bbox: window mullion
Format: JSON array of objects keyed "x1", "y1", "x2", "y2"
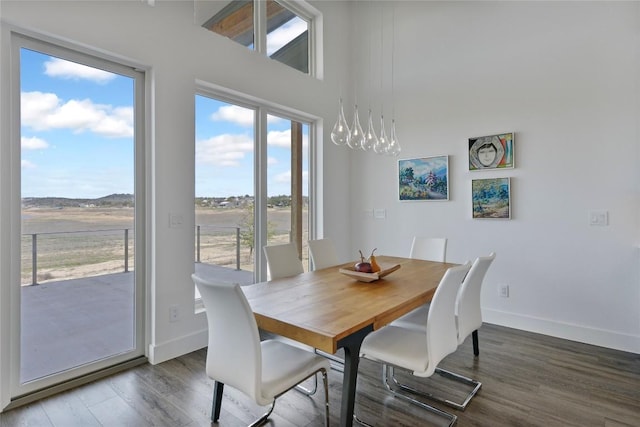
[
  {"x1": 254, "y1": 107, "x2": 268, "y2": 281},
  {"x1": 254, "y1": 0, "x2": 267, "y2": 54}
]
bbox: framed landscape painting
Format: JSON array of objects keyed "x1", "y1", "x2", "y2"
[
  {"x1": 472, "y1": 177, "x2": 511, "y2": 219},
  {"x1": 468, "y1": 132, "x2": 514, "y2": 170},
  {"x1": 398, "y1": 156, "x2": 449, "y2": 201}
]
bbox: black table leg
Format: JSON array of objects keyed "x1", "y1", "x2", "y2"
[
  {"x1": 338, "y1": 325, "x2": 374, "y2": 427},
  {"x1": 211, "y1": 381, "x2": 224, "y2": 422}
]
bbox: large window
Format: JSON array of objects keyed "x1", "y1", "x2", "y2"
[
  {"x1": 198, "y1": 0, "x2": 317, "y2": 75},
  {"x1": 195, "y1": 91, "x2": 311, "y2": 284}
]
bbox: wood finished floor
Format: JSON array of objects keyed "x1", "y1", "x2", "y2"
[{"x1": 1, "y1": 324, "x2": 638, "y2": 427}]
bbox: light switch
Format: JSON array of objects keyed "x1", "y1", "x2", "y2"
[
  {"x1": 589, "y1": 210, "x2": 608, "y2": 226},
  {"x1": 374, "y1": 208, "x2": 386, "y2": 219},
  {"x1": 169, "y1": 213, "x2": 184, "y2": 228}
]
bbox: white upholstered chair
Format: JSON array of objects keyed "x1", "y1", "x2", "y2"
[
  {"x1": 263, "y1": 242, "x2": 304, "y2": 280},
  {"x1": 308, "y1": 238, "x2": 339, "y2": 270},
  {"x1": 356, "y1": 262, "x2": 471, "y2": 427},
  {"x1": 410, "y1": 236, "x2": 448, "y2": 262},
  {"x1": 394, "y1": 252, "x2": 496, "y2": 355},
  {"x1": 455, "y1": 252, "x2": 496, "y2": 355},
  {"x1": 390, "y1": 252, "x2": 496, "y2": 410},
  {"x1": 263, "y1": 242, "x2": 326, "y2": 392},
  {"x1": 192, "y1": 274, "x2": 330, "y2": 426},
  {"x1": 307, "y1": 238, "x2": 346, "y2": 372},
  {"x1": 389, "y1": 236, "x2": 447, "y2": 331}
]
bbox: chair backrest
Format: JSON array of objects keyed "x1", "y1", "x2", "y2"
[
  {"x1": 422, "y1": 262, "x2": 471, "y2": 377},
  {"x1": 410, "y1": 237, "x2": 448, "y2": 262},
  {"x1": 308, "y1": 238, "x2": 339, "y2": 270},
  {"x1": 263, "y1": 242, "x2": 304, "y2": 280},
  {"x1": 455, "y1": 252, "x2": 496, "y2": 344},
  {"x1": 192, "y1": 274, "x2": 262, "y2": 401}
]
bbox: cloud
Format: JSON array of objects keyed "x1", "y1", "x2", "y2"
[
  {"x1": 44, "y1": 58, "x2": 116, "y2": 84},
  {"x1": 267, "y1": 129, "x2": 309, "y2": 149},
  {"x1": 211, "y1": 105, "x2": 254, "y2": 127},
  {"x1": 21, "y1": 91, "x2": 133, "y2": 138},
  {"x1": 21, "y1": 136, "x2": 49, "y2": 150},
  {"x1": 196, "y1": 133, "x2": 253, "y2": 167},
  {"x1": 21, "y1": 159, "x2": 36, "y2": 169},
  {"x1": 268, "y1": 129, "x2": 291, "y2": 148},
  {"x1": 211, "y1": 105, "x2": 286, "y2": 127},
  {"x1": 267, "y1": 18, "x2": 307, "y2": 56}
]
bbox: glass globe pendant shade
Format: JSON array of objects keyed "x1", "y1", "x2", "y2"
[
  {"x1": 373, "y1": 116, "x2": 388, "y2": 154},
  {"x1": 362, "y1": 109, "x2": 378, "y2": 151},
  {"x1": 330, "y1": 99, "x2": 350, "y2": 146},
  {"x1": 347, "y1": 105, "x2": 365, "y2": 150},
  {"x1": 386, "y1": 119, "x2": 401, "y2": 157}
]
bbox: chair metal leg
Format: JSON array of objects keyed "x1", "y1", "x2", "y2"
[
  {"x1": 215, "y1": 367, "x2": 329, "y2": 426},
  {"x1": 383, "y1": 365, "x2": 457, "y2": 426},
  {"x1": 316, "y1": 348, "x2": 345, "y2": 373},
  {"x1": 472, "y1": 330, "x2": 479, "y2": 356},
  {"x1": 295, "y1": 373, "x2": 318, "y2": 396},
  {"x1": 385, "y1": 362, "x2": 481, "y2": 411},
  {"x1": 433, "y1": 367, "x2": 482, "y2": 410},
  {"x1": 321, "y1": 369, "x2": 330, "y2": 427},
  {"x1": 248, "y1": 401, "x2": 276, "y2": 427}
]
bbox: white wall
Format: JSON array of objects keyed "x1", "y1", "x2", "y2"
[
  {"x1": 0, "y1": 0, "x2": 352, "y2": 390},
  {"x1": 347, "y1": 1, "x2": 640, "y2": 353},
  {"x1": 1, "y1": 0, "x2": 638, "y2": 409}
]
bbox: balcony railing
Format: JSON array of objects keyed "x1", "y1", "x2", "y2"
[{"x1": 22, "y1": 225, "x2": 243, "y2": 285}]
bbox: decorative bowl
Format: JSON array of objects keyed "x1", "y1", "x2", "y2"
[{"x1": 339, "y1": 263, "x2": 401, "y2": 283}]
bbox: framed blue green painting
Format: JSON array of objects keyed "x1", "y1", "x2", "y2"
[
  {"x1": 398, "y1": 156, "x2": 449, "y2": 201},
  {"x1": 472, "y1": 177, "x2": 511, "y2": 219}
]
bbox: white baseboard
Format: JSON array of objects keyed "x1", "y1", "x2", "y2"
[
  {"x1": 147, "y1": 310, "x2": 640, "y2": 365},
  {"x1": 148, "y1": 328, "x2": 208, "y2": 365},
  {"x1": 483, "y1": 308, "x2": 640, "y2": 355}
]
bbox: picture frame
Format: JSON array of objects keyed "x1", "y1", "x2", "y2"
[
  {"x1": 398, "y1": 155, "x2": 449, "y2": 201},
  {"x1": 468, "y1": 132, "x2": 514, "y2": 170},
  {"x1": 472, "y1": 177, "x2": 511, "y2": 219}
]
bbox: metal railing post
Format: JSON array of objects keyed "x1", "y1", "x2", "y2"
[
  {"x1": 236, "y1": 227, "x2": 240, "y2": 270},
  {"x1": 32, "y1": 233, "x2": 38, "y2": 285},
  {"x1": 124, "y1": 228, "x2": 129, "y2": 273},
  {"x1": 196, "y1": 225, "x2": 201, "y2": 263}
]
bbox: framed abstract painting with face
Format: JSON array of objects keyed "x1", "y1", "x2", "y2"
[{"x1": 468, "y1": 132, "x2": 514, "y2": 170}]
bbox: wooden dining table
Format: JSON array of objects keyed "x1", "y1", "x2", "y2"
[{"x1": 227, "y1": 255, "x2": 455, "y2": 427}]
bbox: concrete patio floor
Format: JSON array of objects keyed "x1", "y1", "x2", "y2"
[{"x1": 20, "y1": 263, "x2": 254, "y2": 383}]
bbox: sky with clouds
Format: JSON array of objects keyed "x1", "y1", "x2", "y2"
[{"x1": 20, "y1": 27, "x2": 308, "y2": 199}]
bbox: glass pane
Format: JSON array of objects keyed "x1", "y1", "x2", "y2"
[
  {"x1": 20, "y1": 48, "x2": 136, "y2": 382},
  {"x1": 195, "y1": 95, "x2": 255, "y2": 292},
  {"x1": 202, "y1": 0, "x2": 255, "y2": 50},
  {"x1": 267, "y1": 0, "x2": 309, "y2": 73},
  {"x1": 266, "y1": 114, "x2": 309, "y2": 270}
]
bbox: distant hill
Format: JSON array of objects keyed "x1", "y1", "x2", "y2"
[{"x1": 22, "y1": 194, "x2": 134, "y2": 208}]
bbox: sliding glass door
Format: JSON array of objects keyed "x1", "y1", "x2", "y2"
[{"x1": 11, "y1": 35, "x2": 146, "y2": 399}]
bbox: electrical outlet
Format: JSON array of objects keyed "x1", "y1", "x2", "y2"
[
  {"x1": 169, "y1": 304, "x2": 180, "y2": 322},
  {"x1": 499, "y1": 284, "x2": 509, "y2": 298}
]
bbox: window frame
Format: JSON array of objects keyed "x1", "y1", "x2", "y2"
[{"x1": 194, "y1": 81, "x2": 318, "y2": 286}]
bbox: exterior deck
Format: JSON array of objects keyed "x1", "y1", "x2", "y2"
[{"x1": 20, "y1": 263, "x2": 253, "y2": 382}]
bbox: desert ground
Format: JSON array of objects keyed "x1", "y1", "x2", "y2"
[{"x1": 21, "y1": 206, "x2": 305, "y2": 285}]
